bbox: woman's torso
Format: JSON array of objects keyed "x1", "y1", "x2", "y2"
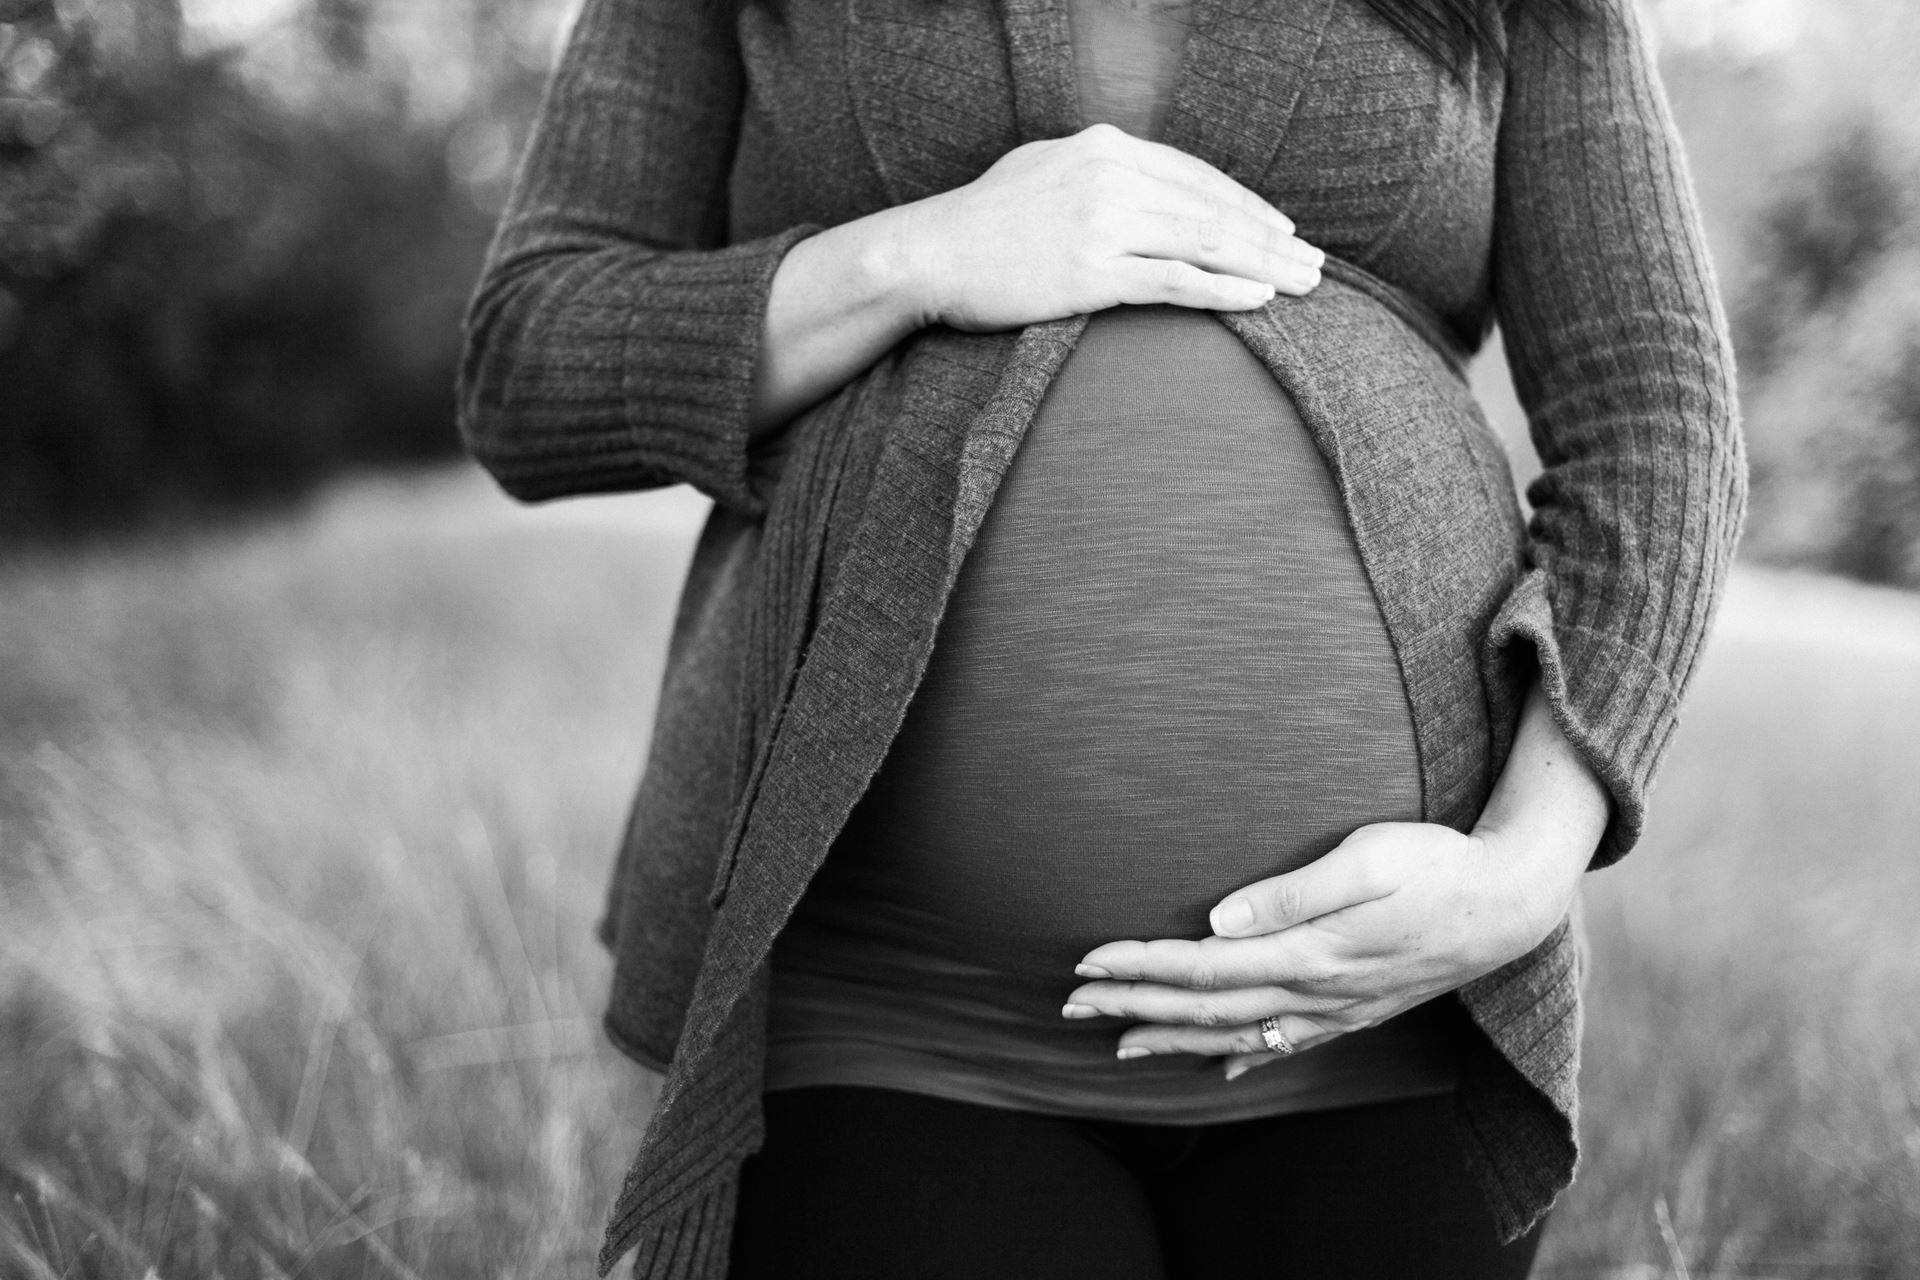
[{"x1": 767, "y1": 0, "x2": 1472, "y2": 1121}]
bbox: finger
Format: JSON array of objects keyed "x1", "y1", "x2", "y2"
[
  {"x1": 1115, "y1": 1013, "x2": 1335, "y2": 1062},
  {"x1": 1106, "y1": 256, "x2": 1277, "y2": 311},
  {"x1": 1062, "y1": 980, "x2": 1330, "y2": 1027},
  {"x1": 1222, "y1": 1050, "x2": 1282, "y2": 1082},
  {"x1": 1098, "y1": 128, "x2": 1297, "y2": 235},
  {"x1": 1117, "y1": 206, "x2": 1324, "y2": 294},
  {"x1": 1077, "y1": 933, "x2": 1329, "y2": 991},
  {"x1": 1124, "y1": 192, "x2": 1322, "y2": 267},
  {"x1": 1208, "y1": 847, "x2": 1399, "y2": 940},
  {"x1": 1222, "y1": 1051, "x2": 1269, "y2": 1081},
  {"x1": 1066, "y1": 140, "x2": 1309, "y2": 291}
]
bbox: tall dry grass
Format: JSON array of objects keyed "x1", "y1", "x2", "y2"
[
  {"x1": 2, "y1": 469, "x2": 1917, "y2": 1278},
  {"x1": 0, "y1": 471, "x2": 693, "y2": 1278},
  {"x1": 1551, "y1": 572, "x2": 1920, "y2": 1277}
]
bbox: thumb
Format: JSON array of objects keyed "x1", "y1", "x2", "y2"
[{"x1": 1209, "y1": 832, "x2": 1399, "y2": 938}]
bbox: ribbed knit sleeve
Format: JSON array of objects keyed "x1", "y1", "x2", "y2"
[
  {"x1": 1485, "y1": 0, "x2": 1746, "y2": 867},
  {"x1": 457, "y1": 0, "x2": 821, "y2": 514}
]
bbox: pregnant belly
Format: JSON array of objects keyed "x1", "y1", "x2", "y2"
[{"x1": 780, "y1": 304, "x2": 1423, "y2": 1005}]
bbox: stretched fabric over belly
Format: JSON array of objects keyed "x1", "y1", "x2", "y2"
[{"x1": 765, "y1": 0, "x2": 1473, "y2": 1121}]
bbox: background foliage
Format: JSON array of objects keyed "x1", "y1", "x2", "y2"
[
  {"x1": 1656, "y1": 0, "x2": 1920, "y2": 587},
  {"x1": 0, "y1": 0, "x2": 547, "y2": 538}
]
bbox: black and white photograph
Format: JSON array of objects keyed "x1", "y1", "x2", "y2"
[{"x1": 1, "y1": 0, "x2": 1916, "y2": 1275}]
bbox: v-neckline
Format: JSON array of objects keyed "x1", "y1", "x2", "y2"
[
  {"x1": 1001, "y1": 0, "x2": 1202, "y2": 142},
  {"x1": 1059, "y1": 0, "x2": 1198, "y2": 142},
  {"x1": 998, "y1": 0, "x2": 1338, "y2": 188}
]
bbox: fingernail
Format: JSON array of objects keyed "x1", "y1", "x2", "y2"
[
  {"x1": 1303, "y1": 244, "x2": 1327, "y2": 269},
  {"x1": 1074, "y1": 964, "x2": 1111, "y2": 980},
  {"x1": 1212, "y1": 898, "x2": 1254, "y2": 935},
  {"x1": 1116, "y1": 1046, "x2": 1151, "y2": 1060},
  {"x1": 1061, "y1": 1003, "x2": 1099, "y2": 1019},
  {"x1": 1224, "y1": 1063, "x2": 1250, "y2": 1082}
]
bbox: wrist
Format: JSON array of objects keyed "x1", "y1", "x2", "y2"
[
  {"x1": 1466, "y1": 818, "x2": 1589, "y2": 955},
  {"x1": 1471, "y1": 680, "x2": 1611, "y2": 929},
  {"x1": 854, "y1": 200, "x2": 943, "y2": 335}
]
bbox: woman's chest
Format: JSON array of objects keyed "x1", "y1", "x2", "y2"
[{"x1": 729, "y1": 0, "x2": 1505, "y2": 320}]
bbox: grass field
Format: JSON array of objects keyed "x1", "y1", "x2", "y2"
[{"x1": 2, "y1": 466, "x2": 1917, "y2": 1279}]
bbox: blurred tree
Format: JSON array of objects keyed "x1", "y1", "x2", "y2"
[
  {"x1": 1834, "y1": 328, "x2": 1920, "y2": 586},
  {"x1": 0, "y1": 0, "x2": 543, "y2": 541},
  {"x1": 311, "y1": 0, "x2": 374, "y2": 68},
  {"x1": 1735, "y1": 125, "x2": 1908, "y2": 381},
  {"x1": 1730, "y1": 119, "x2": 1920, "y2": 589}
]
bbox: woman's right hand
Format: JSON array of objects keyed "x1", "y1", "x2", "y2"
[
  {"x1": 750, "y1": 124, "x2": 1321, "y2": 438},
  {"x1": 899, "y1": 122, "x2": 1324, "y2": 333}
]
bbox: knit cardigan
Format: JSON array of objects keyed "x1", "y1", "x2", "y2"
[{"x1": 457, "y1": 0, "x2": 1746, "y2": 1271}]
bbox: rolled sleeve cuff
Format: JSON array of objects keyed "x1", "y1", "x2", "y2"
[
  {"x1": 470, "y1": 223, "x2": 824, "y2": 513},
  {"x1": 1481, "y1": 568, "x2": 1682, "y2": 868}
]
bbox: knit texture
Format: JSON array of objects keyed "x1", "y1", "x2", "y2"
[{"x1": 457, "y1": 0, "x2": 1746, "y2": 1272}]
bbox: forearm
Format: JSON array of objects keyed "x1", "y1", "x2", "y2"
[
  {"x1": 748, "y1": 205, "x2": 927, "y2": 441},
  {"x1": 1490, "y1": 0, "x2": 1743, "y2": 864},
  {"x1": 457, "y1": 0, "x2": 812, "y2": 509},
  {"x1": 1470, "y1": 676, "x2": 1612, "y2": 941}
]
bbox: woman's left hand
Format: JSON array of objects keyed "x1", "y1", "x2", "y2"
[{"x1": 1061, "y1": 818, "x2": 1582, "y2": 1079}]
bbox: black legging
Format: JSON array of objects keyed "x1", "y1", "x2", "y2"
[{"x1": 730, "y1": 1086, "x2": 1544, "y2": 1280}]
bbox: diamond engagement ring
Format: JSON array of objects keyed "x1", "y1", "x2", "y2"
[{"x1": 1260, "y1": 1015, "x2": 1295, "y2": 1056}]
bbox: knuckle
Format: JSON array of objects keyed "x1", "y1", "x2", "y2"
[
  {"x1": 1142, "y1": 940, "x2": 1182, "y2": 973},
  {"x1": 1292, "y1": 955, "x2": 1335, "y2": 989},
  {"x1": 1349, "y1": 844, "x2": 1394, "y2": 898},
  {"x1": 1185, "y1": 957, "x2": 1220, "y2": 991},
  {"x1": 1196, "y1": 193, "x2": 1224, "y2": 241},
  {"x1": 1079, "y1": 153, "x2": 1117, "y2": 181},
  {"x1": 1078, "y1": 200, "x2": 1118, "y2": 239},
  {"x1": 1159, "y1": 259, "x2": 1195, "y2": 292},
  {"x1": 1270, "y1": 880, "x2": 1306, "y2": 924},
  {"x1": 1190, "y1": 1002, "x2": 1231, "y2": 1028},
  {"x1": 1366, "y1": 854, "x2": 1404, "y2": 899},
  {"x1": 1080, "y1": 158, "x2": 1130, "y2": 204},
  {"x1": 1001, "y1": 138, "x2": 1042, "y2": 167}
]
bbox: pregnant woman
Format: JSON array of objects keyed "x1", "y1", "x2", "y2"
[{"x1": 459, "y1": 0, "x2": 1744, "y2": 1273}]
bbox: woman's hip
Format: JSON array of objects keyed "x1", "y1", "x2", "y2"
[{"x1": 731, "y1": 1084, "x2": 1545, "y2": 1280}]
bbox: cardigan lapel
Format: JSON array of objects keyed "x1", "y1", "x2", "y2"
[
  {"x1": 1002, "y1": 0, "x2": 1345, "y2": 197},
  {"x1": 673, "y1": 317, "x2": 1087, "y2": 1070},
  {"x1": 1160, "y1": 0, "x2": 1337, "y2": 190},
  {"x1": 843, "y1": 0, "x2": 1024, "y2": 205},
  {"x1": 844, "y1": 0, "x2": 1337, "y2": 197},
  {"x1": 998, "y1": 0, "x2": 1340, "y2": 167},
  {"x1": 998, "y1": 0, "x2": 1079, "y2": 141}
]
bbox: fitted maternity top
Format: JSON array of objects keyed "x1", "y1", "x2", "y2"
[{"x1": 765, "y1": 0, "x2": 1473, "y2": 1121}]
